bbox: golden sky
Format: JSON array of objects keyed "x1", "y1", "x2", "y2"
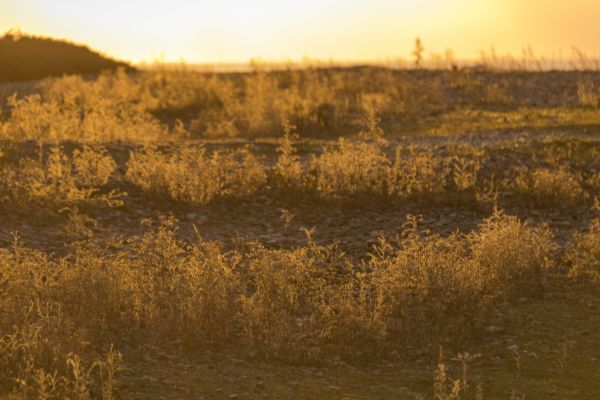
[{"x1": 1, "y1": 0, "x2": 599, "y2": 63}]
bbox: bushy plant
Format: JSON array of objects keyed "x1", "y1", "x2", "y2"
[
  {"x1": 72, "y1": 146, "x2": 118, "y2": 187},
  {"x1": 0, "y1": 241, "x2": 121, "y2": 399},
  {"x1": 387, "y1": 146, "x2": 449, "y2": 197},
  {"x1": 305, "y1": 141, "x2": 479, "y2": 203},
  {"x1": 513, "y1": 166, "x2": 585, "y2": 208},
  {"x1": 272, "y1": 130, "x2": 304, "y2": 192},
  {"x1": 3, "y1": 72, "x2": 171, "y2": 142},
  {"x1": 126, "y1": 146, "x2": 267, "y2": 204},
  {"x1": 468, "y1": 211, "x2": 556, "y2": 296},
  {"x1": 564, "y1": 218, "x2": 600, "y2": 282},
  {"x1": 364, "y1": 211, "x2": 555, "y2": 350},
  {"x1": 0, "y1": 211, "x2": 560, "y2": 369},
  {"x1": 577, "y1": 77, "x2": 599, "y2": 108},
  {"x1": 308, "y1": 139, "x2": 391, "y2": 198},
  {"x1": 0, "y1": 146, "x2": 121, "y2": 211}
]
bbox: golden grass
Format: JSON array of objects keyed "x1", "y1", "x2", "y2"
[
  {"x1": 1, "y1": 68, "x2": 598, "y2": 141},
  {"x1": 0, "y1": 146, "x2": 122, "y2": 213},
  {"x1": 0, "y1": 211, "x2": 559, "y2": 379},
  {"x1": 1, "y1": 66, "x2": 600, "y2": 398}
]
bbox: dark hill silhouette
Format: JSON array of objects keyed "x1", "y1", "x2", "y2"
[{"x1": 0, "y1": 31, "x2": 135, "y2": 82}]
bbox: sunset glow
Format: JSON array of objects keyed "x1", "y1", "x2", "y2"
[{"x1": 1, "y1": 0, "x2": 600, "y2": 63}]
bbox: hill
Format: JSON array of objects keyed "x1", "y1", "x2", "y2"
[{"x1": 0, "y1": 31, "x2": 134, "y2": 82}]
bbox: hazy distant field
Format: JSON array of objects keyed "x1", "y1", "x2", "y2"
[{"x1": 1, "y1": 65, "x2": 600, "y2": 399}]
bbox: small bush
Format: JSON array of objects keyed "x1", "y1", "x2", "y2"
[
  {"x1": 564, "y1": 218, "x2": 600, "y2": 282},
  {"x1": 126, "y1": 146, "x2": 267, "y2": 204},
  {"x1": 3, "y1": 72, "x2": 171, "y2": 142},
  {"x1": 72, "y1": 146, "x2": 118, "y2": 187},
  {"x1": 577, "y1": 77, "x2": 599, "y2": 108},
  {"x1": 387, "y1": 147, "x2": 449, "y2": 197},
  {"x1": 513, "y1": 166, "x2": 585, "y2": 208},
  {"x1": 366, "y1": 219, "x2": 482, "y2": 348},
  {"x1": 0, "y1": 242, "x2": 121, "y2": 399},
  {"x1": 0, "y1": 146, "x2": 121, "y2": 211},
  {"x1": 468, "y1": 211, "x2": 556, "y2": 295},
  {"x1": 364, "y1": 212, "x2": 555, "y2": 350},
  {"x1": 272, "y1": 132, "x2": 304, "y2": 192},
  {"x1": 305, "y1": 140, "x2": 479, "y2": 203},
  {"x1": 308, "y1": 140, "x2": 391, "y2": 198}
]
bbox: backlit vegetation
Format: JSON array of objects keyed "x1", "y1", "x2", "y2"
[
  {"x1": 565, "y1": 217, "x2": 600, "y2": 282},
  {"x1": 0, "y1": 212, "x2": 558, "y2": 378},
  {"x1": 126, "y1": 146, "x2": 267, "y2": 204},
  {"x1": 1, "y1": 66, "x2": 599, "y2": 141},
  {"x1": 1, "y1": 53, "x2": 600, "y2": 399},
  {"x1": 0, "y1": 146, "x2": 122, "y2": 213}
]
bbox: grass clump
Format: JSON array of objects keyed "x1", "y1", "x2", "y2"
[
  {"x1": 0, "y1": 146, "x2": 122, "y2": 212},
  {"x1": 126, "y1": 146, "x2": 267, "y2": 204},
  {"x1": 125, "y1": 139, "x2": 488, "y2": 207},
  {"x1": 272, "y1": 129, "x2": 304, "y2": 192},
  {"x1": 513, "y1": 166, "x2": 585, "y2": 208},
  {"x1": 564, "y1": 218, "x2": 600, "y2": 282},
  {"x1": 0, "y1": 211, "x2": 558, "y2": 371},
  {"x1": 3, "y1": 72, "x2": 171, "y2": 142},
  {"x1": 0, "y1": 241, "x2": 122, "y2": 399},
  {"x1": 307, "y1": 139, "x2": 392, "y2": 198},
  {"x1": 364, "y1": 211, "x2": 555, "y2": 352},
  {"x1": 577, "y1": 77, "x2": 599, "y2": 108},
  {"x1": 468, "y1": 211, "x2": 556, "y2": 296},
  {"x1": 304, "y1": 140, "x2": 481, "y2": 204}
]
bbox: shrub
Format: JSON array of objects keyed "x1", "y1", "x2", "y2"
[
  {"x1": 0, "y1": 146, "x2": 121, "y2": 211},
  {"x1": 240, "y1": 239, "x2": 356, "y2": 361},
  {"x1": 564, "y1": 218, "x2": 600, "y2": 282},
  {"x1": 0, "y1": 241, "x2": 121, "y2": 399},
  {"x1": 72, "y1": 146, "x2": 118, "y2": 187},
  {"x1": 468, "y1": 211, "x2": 556, "y2": 296},
  {"x1": 577, "y1": 77, "x2": 599, "y2": 108},
  {"x1": 272, "y1": 131, "x2": 304, "y2": 192},
  {"x1": 305, "y1": 141, "x2": 479, "y2": 203},
  {"x1": 364, "y1": 212, "x2": 556, "y2": 350},
  {"x1": 513, "y1": 166, "x2": 585, "y2": 208},
  {"x1": 0, "y1": 211, "x2": 559, "y2": 368},
  {"x1": 387, "y1": 146, "x2": 449, "y2": 197},
  {"x1": 366, "y1": 219, "x2": 482, "y2": 349},
  {"x1": 127, "y1": 217, "x2": 243, "y2": 344},
  {"x1": 308, "y1": 139, "x2": 391, "y2": 198},
  {"x1": 3, "y1": 72, "x2": 171, "y2": 142},
  {"x1": 126, "y1": 146, "x2": 267, "y2": 204}
]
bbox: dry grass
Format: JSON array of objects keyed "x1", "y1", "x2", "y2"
[
  {"x1": 2, "y1": 138, "x2": 597, "y2": 214},
  {"x1": 0, "y1": 146, "x2": 122, "y2": 213},
  {"x1": 577, "y1": 77, "x2": 599, "y2": 108},
  {"x1": 2, "y1": 72, "x2": 172, "y2": 142},
  {"x1": 0, "y1": 211, "x2": 559, "y2": 380},
  {"x1": 82, "y1": 137, "x2": 600, "y2": 212},
  {"x1": 125, "y1": 146, "x2": 267, "y2": 204},
  {"x1": 565, "y1": 217, "x2": 600, "y2": 282},
  {"x1": 1, "y1": 65, "x2": 600, "y2": 398},
  {"x1": 0, "y1": 239, "x2": 122, "y2": 399},
  {"x1": 2, "y1": 67, "x2": 598, "y2": 141},
  {"x1": 123, "y1": 140, "x2": 486, "y2": 205},
  {"x1": 512, "y1": 166, "x2": 585, "y2": 209}
]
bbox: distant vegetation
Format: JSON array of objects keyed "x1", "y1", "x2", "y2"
[
  {"x1": 0, "y1": 31, "x2": 133, "y2": 82},
  {"x1": 0, "y1": 65, "x2": 599, "y2": 142}
]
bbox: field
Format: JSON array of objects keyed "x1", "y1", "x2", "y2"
[{"x1": 1, "y1": 65, "x2": 600, "y2": 399}]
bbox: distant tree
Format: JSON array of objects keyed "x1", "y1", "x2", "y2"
[{"x1": 412, "y1": 37, "x2": 425, "y2": 69}]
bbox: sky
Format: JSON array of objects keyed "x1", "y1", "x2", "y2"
[{"x1": 1, "y1": 0, "x2": 600, "y2": 64}]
